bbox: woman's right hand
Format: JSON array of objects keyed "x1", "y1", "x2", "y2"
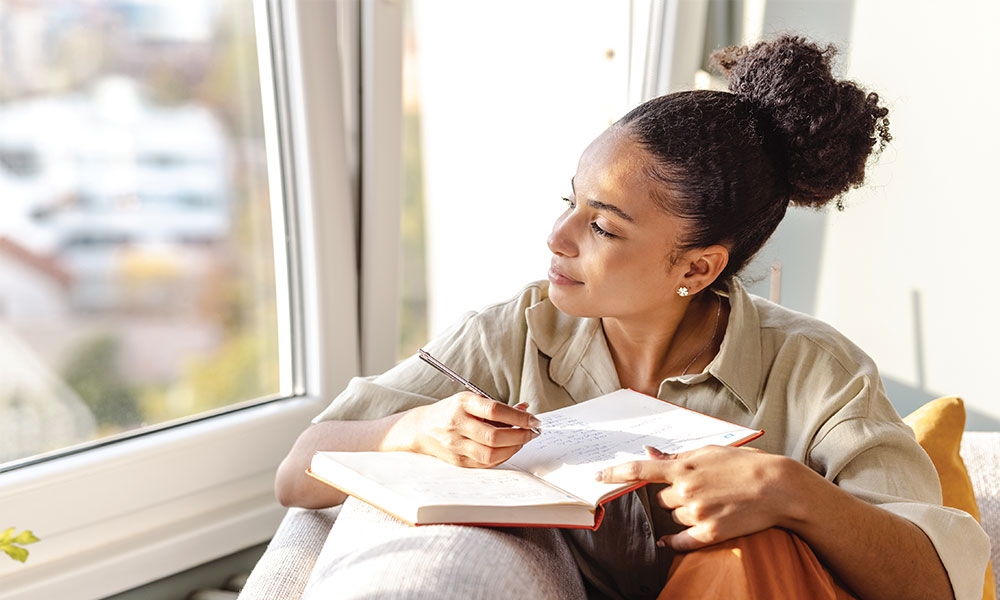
[
  {"x1": 276, "y1": 394, "x2": 539, "y2": 508},
  {"x1": 387, "y1": 393, "x2": 541, "y2": 468}
]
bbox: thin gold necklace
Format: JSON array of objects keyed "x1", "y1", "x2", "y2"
[{"x1": 680, "y1": 293, "x2": 722, "y2": 376}]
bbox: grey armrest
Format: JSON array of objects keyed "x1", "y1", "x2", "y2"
[
  {"x1": 238, "y1": 506, "x2": 340, "y2": 600},
  {"x1": 961, "y1": 431, "x2": 1000, "y2": 597}
]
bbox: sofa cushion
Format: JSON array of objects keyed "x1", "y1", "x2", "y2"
[{"x1": 903, "y1": 396, "x2": 995, "y2": 600}]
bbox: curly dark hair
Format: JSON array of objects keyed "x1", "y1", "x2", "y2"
[{"x1": 615, "y1": 34, "x2": 891, "y2": 285}]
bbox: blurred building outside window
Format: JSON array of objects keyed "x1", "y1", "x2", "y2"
[{"x1": 0, "y1": 0, "x2": 280, "y2": 468}]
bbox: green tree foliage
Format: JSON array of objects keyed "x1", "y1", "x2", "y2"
[
  {"x1": 62, "y1": 335, "x2": 142, "y2": 432},
  {"x1": 182, "y1": 328, "x2": 278, "y2": 410}
]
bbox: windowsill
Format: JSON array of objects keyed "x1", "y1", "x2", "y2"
[{"x1": 0, "y1": 395, "x2": 324, "y2": 600}]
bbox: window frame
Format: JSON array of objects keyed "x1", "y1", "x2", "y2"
[
  {"x1": 0, "y1": 397, "x2": 325, "y2": 599},
  {"x1": 0, "y1": 0, "x2": 402, "y2": 596}
]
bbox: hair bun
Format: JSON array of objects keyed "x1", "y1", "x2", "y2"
[{"x1": 711, "y1": 35, "x2": 890, "y2": 208}]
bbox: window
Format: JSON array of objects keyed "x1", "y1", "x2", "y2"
[
  {"x1": 0, "y1": 1, "x2": 370, "y2": 596},
  {"x1": 0, "y1": 0, "x2": 283, "y2": 470}
]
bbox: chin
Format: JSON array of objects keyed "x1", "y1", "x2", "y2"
[{"x1": 548, "y1": 287, "x2": 600, "y2": 319}]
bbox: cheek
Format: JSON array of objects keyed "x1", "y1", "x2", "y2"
[
  {"x1": 612, "y1": 252, "x2": 676, "y2": 296},
  {"x1": 604, "y1": 249, "x2": 664, "y2": 281}
]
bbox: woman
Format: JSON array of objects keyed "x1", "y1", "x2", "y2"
[{"x1": 275, "y1": 35, "x2": 988, "y2": 599}]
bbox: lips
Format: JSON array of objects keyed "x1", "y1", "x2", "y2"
[{"x1": 548, "y1": 262, "x2": 582, "y2": 285}]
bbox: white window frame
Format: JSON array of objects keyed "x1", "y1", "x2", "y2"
[{"x1": 0, "y1": 1, "x2": 402, "y2": 597}]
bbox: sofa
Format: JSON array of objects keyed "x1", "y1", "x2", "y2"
[{"x1": 237, "y1": 402, "x2": 1000, "y2": 599}]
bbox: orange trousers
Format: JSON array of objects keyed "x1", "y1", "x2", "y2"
[{"x1": 658, "y1": 528, "x2": 857, "y2": 600}]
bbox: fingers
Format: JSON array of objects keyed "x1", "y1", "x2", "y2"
[
  {"x1": 644, "y1": 445, "x2": 675, "y2": 460},
  {"x1": 465, "y1": 395, "x2": 542, "y2": 432},
  {"x1": 593, "y1": 446, "x2": 676, "y2": 482},
  {"x1": 595, "y1": 457, "x2": 676, "y2": 483},
  {"x1": 447, "y1": 436, "x2": 526, "y2": 468},
  {"x1": 657, "y1": 526, "x2": 714, "y2": 552},
  {"x1": 429, "y1": 395, "x2": 541, "y2": 468},
  {"x1": 467, "y1": 416, "x2": 538, "y2": 450},
  {"x1": 428, "y1": 420, "x2": 530, "y2": 468}
]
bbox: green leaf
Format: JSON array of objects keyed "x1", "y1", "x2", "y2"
[
  {"x1": 1, "y1": 544, "x2": 29, "y2": 563},
  {"x1": 0, "y1": 527, "x2": 14, "y2": 544}
]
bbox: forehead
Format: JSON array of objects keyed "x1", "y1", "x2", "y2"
[{"x1": 575, "y1": 127, "x2": 657, "y2": 201}]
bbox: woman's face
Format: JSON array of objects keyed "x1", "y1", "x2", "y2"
[{"x1": 547, "y1": 126, "x2": 691, "y2": 321}]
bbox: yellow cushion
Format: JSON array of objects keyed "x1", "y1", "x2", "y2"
[{"x1": 903, "y1": 396, "x2": 995, "y2": 600}]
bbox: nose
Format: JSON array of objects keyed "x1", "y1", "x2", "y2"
[{"x1": 547, "y1": 209, "x2": 577, "y2": 257}]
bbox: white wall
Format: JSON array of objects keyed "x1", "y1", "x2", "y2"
[
  {"x1": 746, "y1": 0, "x2": 1000, "y2": 428},
  {"x1": 411, "y1": 0, "x2": 632, "y2": 335},
  {"x1": 824, "y1": 1, "x2": 1000, "y2": 427}
]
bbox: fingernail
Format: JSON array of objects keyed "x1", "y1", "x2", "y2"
[
  {"x1": 514, "y1": 402, "x2": 529, "y2": 410},
  {"x1": 594, "y1": 471, "x2": 604, "y2": 482},
  {"x1": 656, "y1": 539, "x2": 666, "y2": 548},
  {"x1": 644, "y1": 445, "x2": 664, "y2": 457},
  {"x1": 528, "y1": 416, "x2": 542, "y2": 429}
]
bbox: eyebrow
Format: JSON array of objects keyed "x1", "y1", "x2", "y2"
[{"x1": 570, "y1": 177, "x2": 635, "y2": 223}]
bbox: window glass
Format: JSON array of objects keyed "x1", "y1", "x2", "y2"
[{"x1": 0, "y1": 0, "x2": 280, "y2": 468}]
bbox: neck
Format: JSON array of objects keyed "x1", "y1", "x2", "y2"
[{"x1": 602, "y1": 292, "x2": 725, "y2": 396}]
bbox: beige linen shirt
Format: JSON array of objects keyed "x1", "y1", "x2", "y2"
[{"x1": 313, "y1": 279, "x2": 990, "y2": 600}]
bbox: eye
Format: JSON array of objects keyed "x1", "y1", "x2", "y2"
[
  {"x1": 562, "y1": 195, "x2": 617, "y2": 239},
  {"x1": 590, "y1": 222, "x2": 615, "y2": 238}
]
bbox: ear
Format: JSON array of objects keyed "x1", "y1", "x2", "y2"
[{"x1": 681, "y1": 245, "x2": 729, "y2": 292}]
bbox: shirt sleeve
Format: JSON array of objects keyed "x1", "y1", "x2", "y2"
[
  {"x1": 810, "y1": 396, "x2": 991, "y2": 600},
  {"x1": 881, "y1": 501, "x2": 991, "y2": 600},
  {"x1": 311, "y1": 283, "x2": 543, "y2": 423}
]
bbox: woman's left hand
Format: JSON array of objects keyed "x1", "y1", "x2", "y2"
[{"x1": 597, "y1": 445, "x2": 800, "y2": 552}]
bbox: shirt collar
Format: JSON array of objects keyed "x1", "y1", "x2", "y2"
[
  {"x1": 705, "y1": 279, "x2": 764, "y2": 414},
  {"x1": 525, "y1": 285, "x2": 620, "y2": 402},
  {"x1": 525, "y1": 279, "x2": 765, "y2": 413}
]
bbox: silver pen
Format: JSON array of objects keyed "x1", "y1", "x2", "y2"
[{"x1": 417, "y1": 348, "x2": 541, "y2": 435}]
